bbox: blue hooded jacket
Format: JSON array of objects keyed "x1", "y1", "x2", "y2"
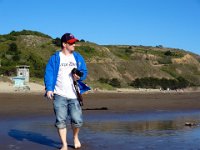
[{"x1": 44, "y1": 51, "x2": 90, "y2": 94}]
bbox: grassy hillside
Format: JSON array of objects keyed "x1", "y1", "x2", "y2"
[{"x1": 0, "y1": 30, "x2": 200, "y2": 89}]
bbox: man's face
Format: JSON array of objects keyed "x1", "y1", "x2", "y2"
[{"x1": 64, "y1": 42, "x2": 75, "y2": 52}]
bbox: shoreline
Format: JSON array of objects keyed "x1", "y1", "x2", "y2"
[{"x1": 1, "y1": 81, "x2": 200, "y2": 94}]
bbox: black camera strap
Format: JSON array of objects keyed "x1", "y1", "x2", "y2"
[{"x1": 73, "y1": 80, "x2": 84, "y2": 106}]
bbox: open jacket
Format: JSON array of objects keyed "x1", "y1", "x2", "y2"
[{"x1": 44, "y1": 51, "x2": 90, "y2": 94}]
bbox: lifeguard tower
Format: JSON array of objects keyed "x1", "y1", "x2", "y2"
[
  {"x1": 16, "y1": 65, "x2": 30, "y2": 82},
  {"x1": 12, "y1": 65, "x2": 30, "y2": 91}
]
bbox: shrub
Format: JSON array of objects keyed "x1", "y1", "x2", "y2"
[
  {"x1": 80, "y1": 39, "x2": 85, "y2": 42},
  {"x1": 130, "y1": 77, "x2": 190, "y2": 90},
  {"x1": 164, "y1": 50, "x2": 172, "y2": 56},
  {"x1": 125, "y1": 48, "x2": 133, "y2": 55},
  {"x1": 176, "y1": 76, "x2": 190, "y2": 88},
  {"x1": 52, "y1": 38, "x2": 61, "y2": 47},
  {"x1": 98, "y1": 77, "x2": 121, "y2": 88},
  {"x1": 8, "y1": 43, "x2": 18, "y2": 53},
  {"x1": 109, "y1": 78, "x2": 121, "y2": 88},
  {"x1": 156, "y1": 45, "x2": 163, "y2": 48},
  {"x1": 98, "y1": 77, "x2": 109, "y2": 84},
  {"x1": 12, "y1": 54, "x2": 20, "y2": 61},
  {"x1": 27, "y1": 53, "x2": 46, "y2": 77},
  {"x1": 9, "y1": 30, "x2": 51, "y2": 38},
  {"x1": 0, "y1": 66, "x2": 16, "y2": 76}
]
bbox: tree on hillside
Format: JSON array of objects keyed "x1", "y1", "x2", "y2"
[
  {"x1": 164, "y1": 50, "x2": 172, "y2": 56},
  {"x1": 53, "y1": 38, "x2": 61, "y2": 47},
  {"x1": 130, "y1": 77, "x2": 190, "y2": 90},
  {"x1": 7, "y1": 43, "x2": 21, "y2": 61},
  {"x1": 98, "y1": 77, "x2": 109, "y2": 84},
  {"x1": 98, "y1": 77, "x2": 121, "y2": 88},
  {"x1": 125, "y1": 48, "x2": 133, "y2": 55},
  {"x1": 12, "y1": 54, "x2": 20, "y2": 61},
  {"x1": 8, "y1": 43, "x2": 18, "y2": 53},
  {"x1": 9, "y1": 30, "x2": 51, "y2": 38},
  {"x1": 176, "y1": 76, "x2": 190, "y2": 88},
  {"x1": 80, "y1": 39, "x2": 85, "y2": 42},
  {"x1": 156, "y1": 45, "x2": 163, "y2": 48},
  {"x1": 109, "y1": 78, "x2": 121, "y2": 88},
  {"x1": 28, "y1": 53, "x2": 45, "y2": 78}
]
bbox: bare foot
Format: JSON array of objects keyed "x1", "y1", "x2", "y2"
[
  {"x1": 60, "y1": 145, "x2": 68, "y2": 150},
  {"x1": 74, "y1": 138, "x2": 81, "y2": 149}
]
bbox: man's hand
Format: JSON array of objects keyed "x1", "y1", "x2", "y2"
[
  {"x1": 73, "y1": 74, "x2": 80, "y2": 81},
  {"x1": 47, "y1": 91, "x2": 54, "y2": 100}
]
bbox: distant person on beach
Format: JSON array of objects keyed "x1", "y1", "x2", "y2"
[{"x1": 44, "y1": 33, "x2": 90, "y2": 150}]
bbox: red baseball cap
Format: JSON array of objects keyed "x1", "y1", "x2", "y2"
[{"x1": 61, "y1": 33, "x2": 79, "y2": 44}]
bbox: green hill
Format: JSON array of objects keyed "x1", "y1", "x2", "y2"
[{"x1": 0, "y1": 30, "x2": 200, "y2": 90}]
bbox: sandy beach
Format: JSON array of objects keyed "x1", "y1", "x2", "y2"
[
  {"x1": 0, "y1": 81, "x2": 45, "y2": 93},
  {"x1": 1, "y1": 81, "x2": 200, "y2": 94},
  {"x1": 1, "y1": 80, "x2": 200, "y2": 117},
  {"x1": 0, "y1": 92, "x2": 200, "y2": 118}
]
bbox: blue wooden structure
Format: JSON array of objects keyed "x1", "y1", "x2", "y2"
[{"x1": 12, "y1": 76, "x2": 30, "y2": 91}]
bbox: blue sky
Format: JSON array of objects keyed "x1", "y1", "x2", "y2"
[{"x1": 0, "y1": 0, "x2": 200, "y2": 55}]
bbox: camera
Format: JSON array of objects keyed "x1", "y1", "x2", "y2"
[{"x1": 71, "y1": 68, "x2": 83, "y2": 77}]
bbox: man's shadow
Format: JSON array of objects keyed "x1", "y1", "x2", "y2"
[{"x1": 8, "y1": 129, "x2": 60, "y2": 149}]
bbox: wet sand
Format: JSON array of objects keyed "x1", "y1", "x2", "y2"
[
  {"x1": 0, "y1": 92, "x2": 200, "y2": 150},
  {"x1": 0, "y1": 92, "x2": 200, "y2": 117}
]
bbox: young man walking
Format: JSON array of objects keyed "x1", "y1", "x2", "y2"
[{"x1": 44, "y1": 33, "x2": 89, "y2": 150}]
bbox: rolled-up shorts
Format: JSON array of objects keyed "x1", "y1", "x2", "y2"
[{"x1": 53, "y1": 94, "x2": 83, "y2": 129}]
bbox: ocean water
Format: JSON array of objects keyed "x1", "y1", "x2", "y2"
[{"x1": 1, "y1": 110, "x2": 200, "y2": 150}]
